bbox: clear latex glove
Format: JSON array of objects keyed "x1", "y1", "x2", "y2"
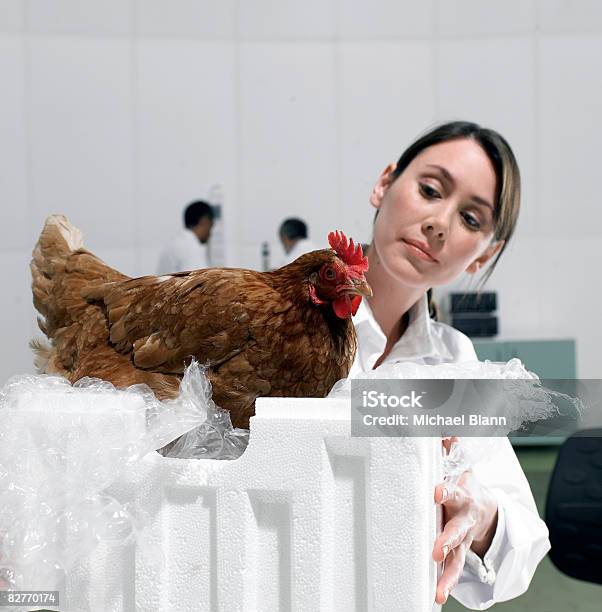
[{"x1": 432, "y1": 437, "x2": 498, "y2": 605}]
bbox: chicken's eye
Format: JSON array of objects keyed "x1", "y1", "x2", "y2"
[{"x1": 324, "y1": 267, "x2": 336, "y2": 280}]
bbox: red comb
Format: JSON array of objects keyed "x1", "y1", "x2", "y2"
[{"x1": 328, "y1": 230, "x2": 369, "y2": 274}]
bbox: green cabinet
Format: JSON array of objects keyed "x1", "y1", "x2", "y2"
[
  {"x1": 472, "y1": 339, "x2": 577, "y2": 446},
  {"x1": 473, "y1": 339, "x2": 576, "y2": 378}
]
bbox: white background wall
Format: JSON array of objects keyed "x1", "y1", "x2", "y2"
[{"x1": 1, "y1": 0, "x2": 601, "y2": 380}]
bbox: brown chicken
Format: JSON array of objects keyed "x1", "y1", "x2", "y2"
[{"x1": 31, "y1": 216, "x2": 371, "y2": 428}]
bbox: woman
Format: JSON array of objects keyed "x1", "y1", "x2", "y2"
[{"x1": 352, "y1": 122, "x2": 550, "y2": 608}]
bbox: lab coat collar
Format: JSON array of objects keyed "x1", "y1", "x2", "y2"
[
  {"x1": 181, "y1": 228, "x2": 199, "y2": 244},
  {"x1": 353, "y1": 293, "x2": 454, "y2": 365}
]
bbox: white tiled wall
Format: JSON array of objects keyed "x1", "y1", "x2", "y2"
[
  {"x1": 28, "y1": 37, "x2": 134, "y2": 249},
  {"x1": 338, "y1": 0, "x2": 434, "y2": 40},
  {"x1": 538, "y1": 36, "x2": 602, "y2": 237},
  {"x1": 537, "y1": 0, "x2": 602, "y2": 34},
  {"x1": 436, "y1": 0, "x2": 535, "y2": 37},
  {"x1": 1, "y1": 0, "x2": 601, "y2": 381},
  {"x1": 134, "y1": 0, "x2": 235, "y2": 38},
  {"x1": 0, "y1": 0, "x2": 24, "y2": 32},
  {"x1": 134, "y1": 40, "x2": 236, "y2": 250},
  {"x1": 238, "y1": 42, "x2": 338, "y2": 251},
  {"x1": 0, "y1": 36, "x2": 28, "y2": 250},
  {"x1": 238, "y1": 0, "x2": 336, "y2": 39},
  {"x1": 28, "y1": 0, "x2": 131, "y2": 36}
]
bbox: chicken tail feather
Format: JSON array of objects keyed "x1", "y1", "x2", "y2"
[
  {"x1": 29, "y1": 337, "x2": 53, "y2": 373},
  {"x1": 30, "y1": 214, "x2": 128, "y2": 374}
]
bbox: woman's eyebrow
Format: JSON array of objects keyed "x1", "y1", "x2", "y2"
[
  {"x1": 471, "y1": 195, "x2": 494, "y2": 211},
  {"x1": 426, "y1": 163, "x2": 455, "y2": 186},
  {"x1": 426, "y1": 163, "x2": 493, "y2": 211}
]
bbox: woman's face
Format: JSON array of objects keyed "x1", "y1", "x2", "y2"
[{"x1": 370, "y1": 138, "x2": 502, "y2": 289}]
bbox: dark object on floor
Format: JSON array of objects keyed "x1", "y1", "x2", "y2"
[{"x1": 545, "y1": 429, "x2": 602, "y2": 584}]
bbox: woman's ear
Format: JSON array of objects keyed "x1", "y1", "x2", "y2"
[
  {"x1": 466, "y1": 240, "x2": 505, "y2": 274},
  {"x1": 370, "y1": 163, "x2": 396, "y2": 209}
]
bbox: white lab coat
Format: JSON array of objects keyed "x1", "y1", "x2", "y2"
[
  {"x1": 280, "y1": 238, "x2": 319, "y2": 267},
  {"x1": 156, "y1": 229, "x2": 209, "y2": 275},
  {"x1": 351, "y1": 296, "x2": 551, "y2": 610}
]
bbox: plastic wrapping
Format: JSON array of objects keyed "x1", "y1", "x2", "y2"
[
  {"x1": 0, "y1": 361, "x2": 219, "y2": 596},
  {"x1": 162, "y1": 409, "x2": 249, "y2": 460},
  {"x1": 327, "y1": 357, "x2": 538, "y2": 396},
  {"x1": 156, "y1": 362, "x2": 249, "y2": 460},
  {"x1": 328, "y1": 358, "x2": 564, "y2": 482}
]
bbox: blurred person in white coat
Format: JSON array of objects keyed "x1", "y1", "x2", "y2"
[
  {"x1": 278, "y1": 218, "x2": 318, "y2": 266},
  {"x1": 355, "y1": 121, "x2": 550, "y2": 610},
  {"x1": 157, "y1": 201, "x2": 214, "y2": 274}
]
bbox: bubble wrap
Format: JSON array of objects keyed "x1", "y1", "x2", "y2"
[{"x1": 0, "y1": 361, "x2": 226, "y2": 598}]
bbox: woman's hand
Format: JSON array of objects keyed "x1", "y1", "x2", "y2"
[{"x1": 432, "y1": 439, "x2": 499, "y2": 605}]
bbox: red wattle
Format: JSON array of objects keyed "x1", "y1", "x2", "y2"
[
  {"x1": 333, "y1": 295, "x2": 362, "y2": 319},
  {"x1": 332, "y1": 296, "x2": 350, "y2": 319}
]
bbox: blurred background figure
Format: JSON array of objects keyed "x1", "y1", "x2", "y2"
[
  {"x1": 278, "y1": 218, "x2": 317, "y2": 266},
  {"x1": 157, "y1": 201, "x2": 214, "y2": 274}
]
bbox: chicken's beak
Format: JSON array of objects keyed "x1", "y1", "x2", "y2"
[{"x1": 345, "y1": 277, "x2": 373, "y2": 298}]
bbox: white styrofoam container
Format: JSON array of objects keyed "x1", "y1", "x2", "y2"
[{"x1": 51, "y1": 397, "x2": 441, "y2": 612}]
